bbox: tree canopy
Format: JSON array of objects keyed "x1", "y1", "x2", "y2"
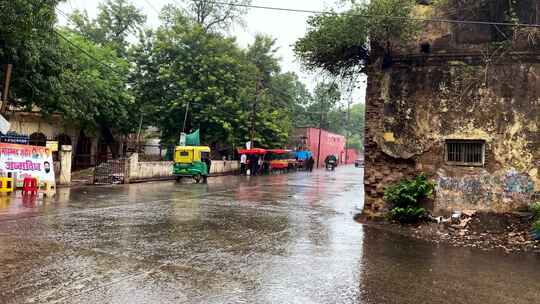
[
  {"x1": 1, "y1": 0, "x2": 364, "y2": 156},
  {"x1": 70, "y1": 0, "x2": 146, "y2": 56},
  {"x1": 130, "y1": 7, "x2": 308, "y2": 149},
  {"x1": 182, "y1": 0, "x2": 252, "y2": 32},
  {"x1": 295, "y1": 0, "x2": 419, "y2": 77},
  {"x1": 0, "y1": 0, "x2": 62, "y2": 108}
]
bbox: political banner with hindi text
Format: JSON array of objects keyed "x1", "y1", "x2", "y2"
[{"x1": 0, "y1": 143, "x2": 55, "y2": 187}]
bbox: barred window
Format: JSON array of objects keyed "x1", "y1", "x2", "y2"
[{"x1": 445, "y1": 140, "x2": 485, "y2": 166}]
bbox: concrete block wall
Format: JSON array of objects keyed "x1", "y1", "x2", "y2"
[{"x1": 127, "y1": 153, "x2": 239, "y2": 182}]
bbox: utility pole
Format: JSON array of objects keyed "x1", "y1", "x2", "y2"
[
  {"x1": 250, "y1": 79, "x2": 262, "y2": 147},
  {"x1": 345, "y1": 99, "x2": 351, "y2": 164},
  {"x1": 179, "y1": 101, "x2": 190, "y2": 146},
  {"x1": 182, "y1": 101, "x2": 190, "y2": 133},
  {"x1": 1, "y1": 64, "x2": 13, "y2": 114},
  {"x1": 136, "y1": 113, "x2": 143, "y2": 152},
  {"x1": 316, "y1": 95, "x2": 324, "y2": 168}
]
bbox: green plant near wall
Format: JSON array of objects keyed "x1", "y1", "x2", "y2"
[{"x1": 383, "y1": 174, "x2": 435, "y2": 223}]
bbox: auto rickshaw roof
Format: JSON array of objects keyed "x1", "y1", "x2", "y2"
[
  {"x1": 238, "y1": 148, "x2": 267, "y2": 155},
  {"x1": 175, "y1": 146, "x2": 211, "y2": 152}
]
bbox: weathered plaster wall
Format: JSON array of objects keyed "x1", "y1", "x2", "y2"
[
  {"x1": 364, "y1": 1, "x2": 540, "y2": 214},
  {"x1": 365, "y1": 57, "x2": 540, "y2": 213},
  {"x1": 6, "y1": 112, "x2": 80, "y2": 146}
]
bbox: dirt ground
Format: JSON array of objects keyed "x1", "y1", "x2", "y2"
[{"x1": 356, "y1": 212, "x2": 540, "y2": 254}]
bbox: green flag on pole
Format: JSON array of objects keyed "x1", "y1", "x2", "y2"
[{"x1": 186, "y1": 129, "x2": 200, "y2": 146}]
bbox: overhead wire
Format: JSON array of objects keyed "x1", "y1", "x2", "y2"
[
  {"x1": 142, "y1": 0, "x2": 161, "y2": 15},
  {"x1": 204, "y1": 0, "x2": 540, "y2": 28}
]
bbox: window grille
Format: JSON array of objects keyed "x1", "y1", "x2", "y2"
[{"x1": 445, "y1": 140, "x2": 485, "y2": 166}]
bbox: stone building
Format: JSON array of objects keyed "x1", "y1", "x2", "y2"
[
  {"x1": 5, "y1": 107, "x2": 130, "y2": 170},
  {"x1": 364, "y1": 1, "x2": 540, "y2": 214}
]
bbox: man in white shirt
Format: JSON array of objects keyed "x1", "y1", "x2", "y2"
[{"x1": 240, "y1": 154, "x2": 247, "y2": 175}]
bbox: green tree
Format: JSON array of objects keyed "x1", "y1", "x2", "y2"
[
  {"x1": 0, "y1": 0, "x2": 63, "y2": 110},
  {"x1": 347, "y1": 103, "x2": 365, "y2": 151},
  {"x1": 131, "y1": 9, "x2": 308, "y2": 150},
  {"x1": 241, "y1": 35, "x2": 314, "y2": 148},
  {"x1": 182, "y1": 0, "x2": 251, "y2": 32},
  {"x1": 244, "y1": 34, "x2": 284, "y2": 147},
  {"x1": 0, "y1": 0, "x2": 137, "y2": 157},
  {"x1": 246, "y1": 35, "x2": 280, "y2": 85},
  {"x1": 67, "y1": 0, "x2": 146, "y2": 154},
  {"x1": 365, "y1": 0, "x2": 419, "y2": 52},
  {"x1": 56, "y1": 30, "x2": 135, "y2": 156},
  {"x1": 131, "y1": 7, "x2": 255, "y2": 147},
  {"x1": 295, "y1": 0, "x2": 419, "y2": 77},
  {"x1": 309, "y1": 82, "x2": 341, "y2": 129},
  {"x1": 70, "y1": 0, "x2": 146, "y2": 56},
  {"x1": 277, "y1": 73, "x2": 313, "y2": 129}
]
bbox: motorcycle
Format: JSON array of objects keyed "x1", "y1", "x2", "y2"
[{"x1": 325, "y1": 160, "x2": 336, "y2": 171}]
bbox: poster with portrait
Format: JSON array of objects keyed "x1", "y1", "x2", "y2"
[{"x1": 0, "y1": 143, "x2": 55, "y2": 187}]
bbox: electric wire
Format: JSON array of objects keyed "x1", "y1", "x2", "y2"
[{"x1": 206, "y1": 0, "x2": 540, "y2": 28}]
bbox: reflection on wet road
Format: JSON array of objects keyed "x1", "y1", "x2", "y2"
[{"x1": 0, "y1": 166, "x2": 539, "y2": 303}]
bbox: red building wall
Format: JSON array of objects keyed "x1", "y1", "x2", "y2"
[
  {"x1": 303, "y1": 128, "x2": 346, "y2": 168},
  {"x1": 345, "y1": 148, "x2": 359, "y2": 164}
]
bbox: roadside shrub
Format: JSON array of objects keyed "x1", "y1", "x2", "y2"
[
  {"x1": 389, "y1": 207, "x2": 428, "y2": 223},
  {"x1": 531, "y1": 202, "x2": 540, "y2": 215},
  {"x1": 531, "y1": 202, "x2": 540, "y2": 240},
  {"x1": 383, "y1": 174, "x2": 435, "y2": 223}
]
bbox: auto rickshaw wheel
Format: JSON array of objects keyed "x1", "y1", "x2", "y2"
[
  {"x1": 175, "y1": 176, "x2": 182, "y2": 182},
  {"x1": 193, "y1": 174, "x2": 202, "y2": 183}
]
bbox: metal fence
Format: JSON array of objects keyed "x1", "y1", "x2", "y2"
[{"x1": 93, "y1": 158, "x2": 128, "y2": 185}]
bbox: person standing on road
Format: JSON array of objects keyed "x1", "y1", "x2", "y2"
[
  {"x1": 250, "y1": 154, "x2": 259, "y2": 176},
  {"x1": 258, "y1": 156, "x2": 264, "y2": 175},
  {"x1": 203, "y1": 156, "x2": 212, "y2": 174},
  {"x1": 240, "y1": 154, "x2": 247, "y2": 175},
  {"x1": 202, "y1": 154, "x2": 212, "y2": 183},
  {"x1": 307, "y1": 156, "x2": 315, "y2": 172}
]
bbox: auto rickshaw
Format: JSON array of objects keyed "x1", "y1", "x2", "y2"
[{"x1": 173, "y1": 146, "x2": 211, "y2": 183}]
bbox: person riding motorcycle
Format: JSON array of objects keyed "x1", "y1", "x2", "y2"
[{"x1": 324, "y1": 155, "x2": 338, "y2": 171}]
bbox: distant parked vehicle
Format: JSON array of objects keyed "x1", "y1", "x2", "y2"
[{"x1": 355, "y1": 159, "x2": 364, "y2": 167}]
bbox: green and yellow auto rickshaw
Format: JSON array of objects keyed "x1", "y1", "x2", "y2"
[{"x1": 173, "y1": 146, "x2": 211, "y2": 183}]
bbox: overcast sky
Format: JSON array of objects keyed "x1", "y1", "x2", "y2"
[{"x1": 57, "y1": 0, "x2": 366, "y2": 103}]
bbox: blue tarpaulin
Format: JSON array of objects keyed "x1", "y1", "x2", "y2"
[{"x1": 295, "y1": 150, "x2": 312, "y2": 161}]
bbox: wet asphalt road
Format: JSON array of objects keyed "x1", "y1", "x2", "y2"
[{"x1": 1, "y1": 166, "x2": 539, "y2": 304}]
